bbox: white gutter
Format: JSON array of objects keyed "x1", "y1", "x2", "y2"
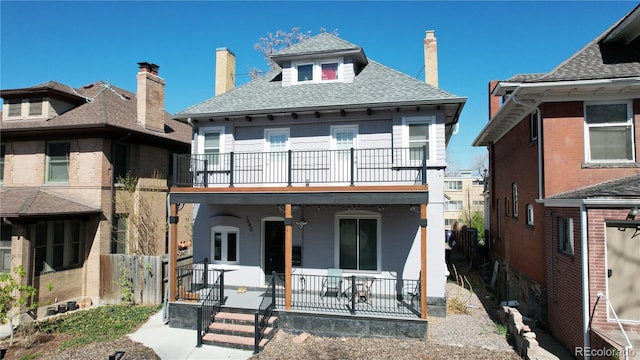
[
  {"x1": 540, "y1": 198, "x2": 640, "y2": 208},
  {"x1": 510, "y1": 95, "x2": 544, "y2": 200},
  {"x1": 581, "y1": 204, "x2": 590, "y2": 359}
]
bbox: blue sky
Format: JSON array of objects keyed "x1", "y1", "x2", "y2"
[{"x1": 1, "y1": 1, "x2": 637, "y2": 171}]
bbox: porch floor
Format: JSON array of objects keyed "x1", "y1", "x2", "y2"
[{"x1": 219, "y1": 286, "x2": 422, "y2": 319}]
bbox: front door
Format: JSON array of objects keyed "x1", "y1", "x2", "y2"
[
  {"x1": 331, "y1": 125, "x2": 357, "y2": 183},
  {"x1": 606, "y1": 225, "x2": 640, "y2": 322},
  {"x1": 264, "y1": 220, "x2": 285, "y2": 276}
]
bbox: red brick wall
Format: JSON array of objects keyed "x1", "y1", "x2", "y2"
[
  {"x1": 543, "y1": 100, "x2": 640, "y2": 198},
  {"x1": 545, "y1": 206, "x2": 584, "y2": 356},
  {"x1": 491, "y1": 113, "x2": 545, "y2": 285}
]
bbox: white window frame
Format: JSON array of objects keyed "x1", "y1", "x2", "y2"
[
  {"x1": 529, "y1": 112, "x2": 538, "y2": 142},
  {"x1": 558, "y1": 217, "x2": 574, "y2": 256},
  {"x1": 446, "y1": 200, "x2": 463, "y2": 211},
  {"x1": 0, "y1": 143, "x2": 5, "y2": 183},
  {"x1": 6, "y1": 100, "x2": 22, "y2": 118},
  {"x1": 445, "y1": 180, "x2": 463, "y2": 191},
  {"x1": 402, "y1": 116, "x2": 434, "y2": 164},
  {"x1": 526, "y1": 204, "x2": 534, "y2": 227},
  {"x1": 210, "y1": 226, "x2": 239, "y2": 264},
  {"x1": 198, "y1": 127, "x2": 225, "y2": 166},
  {"x1": 334, "y1": 211, "x2": 381, "y2": 272},
  {"x1": 583, "y1": 101, "x2": 635, "y2": 163},
  {"x1": 292, "y1": 58, "x2": 343, "y2": 85}
]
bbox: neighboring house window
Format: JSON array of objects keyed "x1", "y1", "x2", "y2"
[
  {"x1": 445, "y1": 219, "x2": 459, "y2": 228},
  {"x1": 337, "y1": 213, "x2": 380, "y2": 271},
  {"x1": 526, "y1": 204, "x2": 534, "y2": 227},
  {"x1": 35, "y1": 220, "x2": 84, "y2": 273},
  {"x1": 210, "y1": 226, "x2": 239, "y2": 264},
  {"x1": 504, "y1": 197, "x2": 509, "y2": 217},
  {"x1": 28, "y1": 98, "x2": 43, "y2": 116},
  {"x1": 111, "y1": 214, "x2": 128, "y2": 254},
  {"x1": 496, "y1": 199, "x2": 501, "y2": 239},
  {"x1": 445, "y1": 181, "x2": 463, "y2": 191},
  {"x1": 512, "y1": 183, "x2": 518, "y2": 218},
  {"x1": 446, "y1": 201, "x2": 463, "y2": 211},
  {"x1": 529, "y1": 112, "x2": 538, "y2": 142},
  {"x1": 558, "y1": 217, "x2": 574, "y2": 255},
  {"x1": 113, "y1": 143, "x2": 129, "y2": 183},
  {"x1": 0, "y1": 143, "x2": 5, "y2": 183},
  {"x1": 46, "y1": 141, "x2": 70, "y2": 183},
  {"x1": 404, "y1": 116, "x2": 433, "y2": 162},
  {"x1": 7, "y1": 100, "x2": 21, "y2": 117},
  {"x1": 0, "y1": 224, "x2": 11, "y2": 273},
  {"x1": 584, "y1": 102, "x2": 634, "y2": 162},
  {"x1": 473, "y1": 200, "x2": 484, "y2": 207},
  {"x1": 293, "y1": 59, "x2": 342, "y2": 84}
]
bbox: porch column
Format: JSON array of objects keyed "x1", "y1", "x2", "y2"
[
  {"x1": 169, "y1": 203, "x2": 178, "y2": 302},
  {"x1": 420, "y1": 203, "x2": 428, "y2": 319},
  {"x1": 284, "y1": 204, "x2": 293, "y2": 310}
]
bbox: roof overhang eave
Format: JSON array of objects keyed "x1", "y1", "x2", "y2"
[
  {"x1": 473, "y1": 77, "x2": 640, "y2": 146},
  {"x1": 174, "y1": 98, "x2": 467, "y2": 122}
]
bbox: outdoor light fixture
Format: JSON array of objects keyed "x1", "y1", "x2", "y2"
[
  {"x1": 340, "y1": 109, "x2": 346, "y2": 116},
  {"x1": 267, "y1": 114, "x2": 274, "y2": 121},
  {"x1": 626, "y1": 206, "x2": 638, "y2": 221},
  {"x1": 292, "y1": 113, "x2": 298, "y2": 119},
  {"x1": 314, "y1": 111, "x2": 320, "y2": 118}
]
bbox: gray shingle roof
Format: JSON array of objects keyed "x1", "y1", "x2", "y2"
[
  {"x1": 0, "y1": 188, "x2": 102, "y2": 217},
  {"x1": 272, "y1": 32, "x2": 362, "y2": 57},
  {"x1": 548, "y1": 173, "x2": 640, "y2": 200},
  {"x1": 176, "y1": 59, "x2": 465, "y2": 117}
]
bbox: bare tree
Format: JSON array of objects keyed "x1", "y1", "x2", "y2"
[
  {"x1": 470, "y1": 152, "x2": 488, "y2": 177},
  {"x1": 250, "y1": 27, "x2": 339, "y2": 78}
]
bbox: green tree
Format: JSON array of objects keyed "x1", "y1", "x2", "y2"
[{"x1": 0, "y1": 266, "x2": 38, "y2": 345}]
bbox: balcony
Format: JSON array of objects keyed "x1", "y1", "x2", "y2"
[{"x1": 172, "y1": 147, "x2": 428, "y2": 188}]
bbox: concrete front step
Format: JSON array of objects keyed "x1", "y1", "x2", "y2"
[{"x1": 202, "y1": 332, "x2": 268, "y2": 351}]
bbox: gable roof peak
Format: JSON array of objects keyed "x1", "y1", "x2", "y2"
[{"x1": 270, "y1": 32, "x2": 368, "y2": 66}]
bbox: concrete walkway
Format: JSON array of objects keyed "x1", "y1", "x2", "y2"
[{"x1": 128, "y1": 310, "x2": 253, "y2": 360}]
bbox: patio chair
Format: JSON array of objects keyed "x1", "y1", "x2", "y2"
[
  {"x1": 406, "y1": 275, "x2": 421, "y2": 307},
  {"x1": 320, "y1": 268, "x2": 343, "y2": 300}
]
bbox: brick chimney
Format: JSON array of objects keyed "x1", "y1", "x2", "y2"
[
  {"x1": 215, "y1": 48, "x2": 236, "y2": 96},
  {"x1": 137, "y1": 62, "x2": 165, "y2": 133},
  {"x1": 423, "y1": 30, "x2": 438, "y2": 87},
  {"x1": 488, "y1": 80, "x2": 501, "y2": 118}
]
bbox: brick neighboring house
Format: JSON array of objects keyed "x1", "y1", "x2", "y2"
[
  {"x1": 473, "y1": 5, "x2": 640, "y2": 358},
  {"x1": 0, "y1": 63, "x2": 191, "y2": 311}
]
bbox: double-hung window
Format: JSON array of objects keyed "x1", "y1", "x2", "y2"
[
  {"x1": 445, "y1": 181, "x2": 462, "y2": 191},
  {"x1": 211, "y1": 226, "x2": 238, "y2": 264},
  {"x1": 404, "y1": 116, "x2": 433, "y2": 163},
  {"x1": 0, "y1": 224, "x2": 11, "y2": 273},
  {"x1": 584, "y1": 102, "x2": 634, "y2": 162},
  {"x1": 512, "y1": 183, "x2": 518, "y2": 218},
  {"x1": 337, "y1": 213, "x2": 380, "y2": 271},
  {"x1": 203, "y1": 132, "x2": 221, "y2": 166},
  {"x1": 446, "y1": 200, "x2": 463, "y2": 211},
  {"x1": 558, "y1": 217, "x2": 574, "y2": 255},
  {"x1": 46, "y1": 141, "x2": 70, "y2": 183},
  {"x1": 28, "y1": 98, "x2": 43, "y2": 116},
  {"x1": 7, "y1": 100, "x2": 21, "y2": 117}
]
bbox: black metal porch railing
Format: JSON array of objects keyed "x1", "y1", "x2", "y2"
[
  {"x1": 176, "y1": 258, "x2": 225, "y2": 303},
  {"x1": 274, "y1": 273, "x2": 422, "y2": 318},
  {"x1": 254, "y1": 272, "x2": 277, "y2": 354},
  {"x1": 196, "y1": 265, "x2": 224, "y2": 347},
  {"x1": 173, "y1": 146, "x2": 428, "y2": 187}
]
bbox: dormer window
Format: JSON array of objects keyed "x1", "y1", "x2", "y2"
[
  {"x1": 7, "y1": 100, "x2": 21, "y2": 117},
  {"x1": 29, "y1": 98, "x2": 43, "y2": 116},
  {"x1": 4, "y1": 98, "x2": 45, "y2": 119},
  {"x1": 293, "y1": 59, "x2": 342, "y2": 84}
]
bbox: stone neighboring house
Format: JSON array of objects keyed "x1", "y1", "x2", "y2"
[
  {"x1": 0, "y1": 63, "x2": 191, "y2": 311},
  {"x1": 473, "y1": 4, "x2": 640, "y2": 358},
  {"x1": 167, "y1": 31, "x2": 466, "y2": 341}
]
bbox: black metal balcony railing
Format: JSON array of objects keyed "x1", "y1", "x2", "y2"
[
  {"x1": 274, "y1": 273, "x2": 422, "y2": 318},
  {"x1": 173, "y1": 146, "x2": 428, "y2": 187}
]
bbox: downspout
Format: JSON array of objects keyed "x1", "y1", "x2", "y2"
[{"x1": 580, "y1": 204, "x2": 590, "y2": 359}]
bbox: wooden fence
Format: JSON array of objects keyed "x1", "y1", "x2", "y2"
[{"x1": 100, "y1": 250, "x2": 193, "y2": 305}]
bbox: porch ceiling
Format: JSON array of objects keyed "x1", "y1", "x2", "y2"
[{"x1": 169, "y1": 186, "x2": 429, "y2": 205}]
